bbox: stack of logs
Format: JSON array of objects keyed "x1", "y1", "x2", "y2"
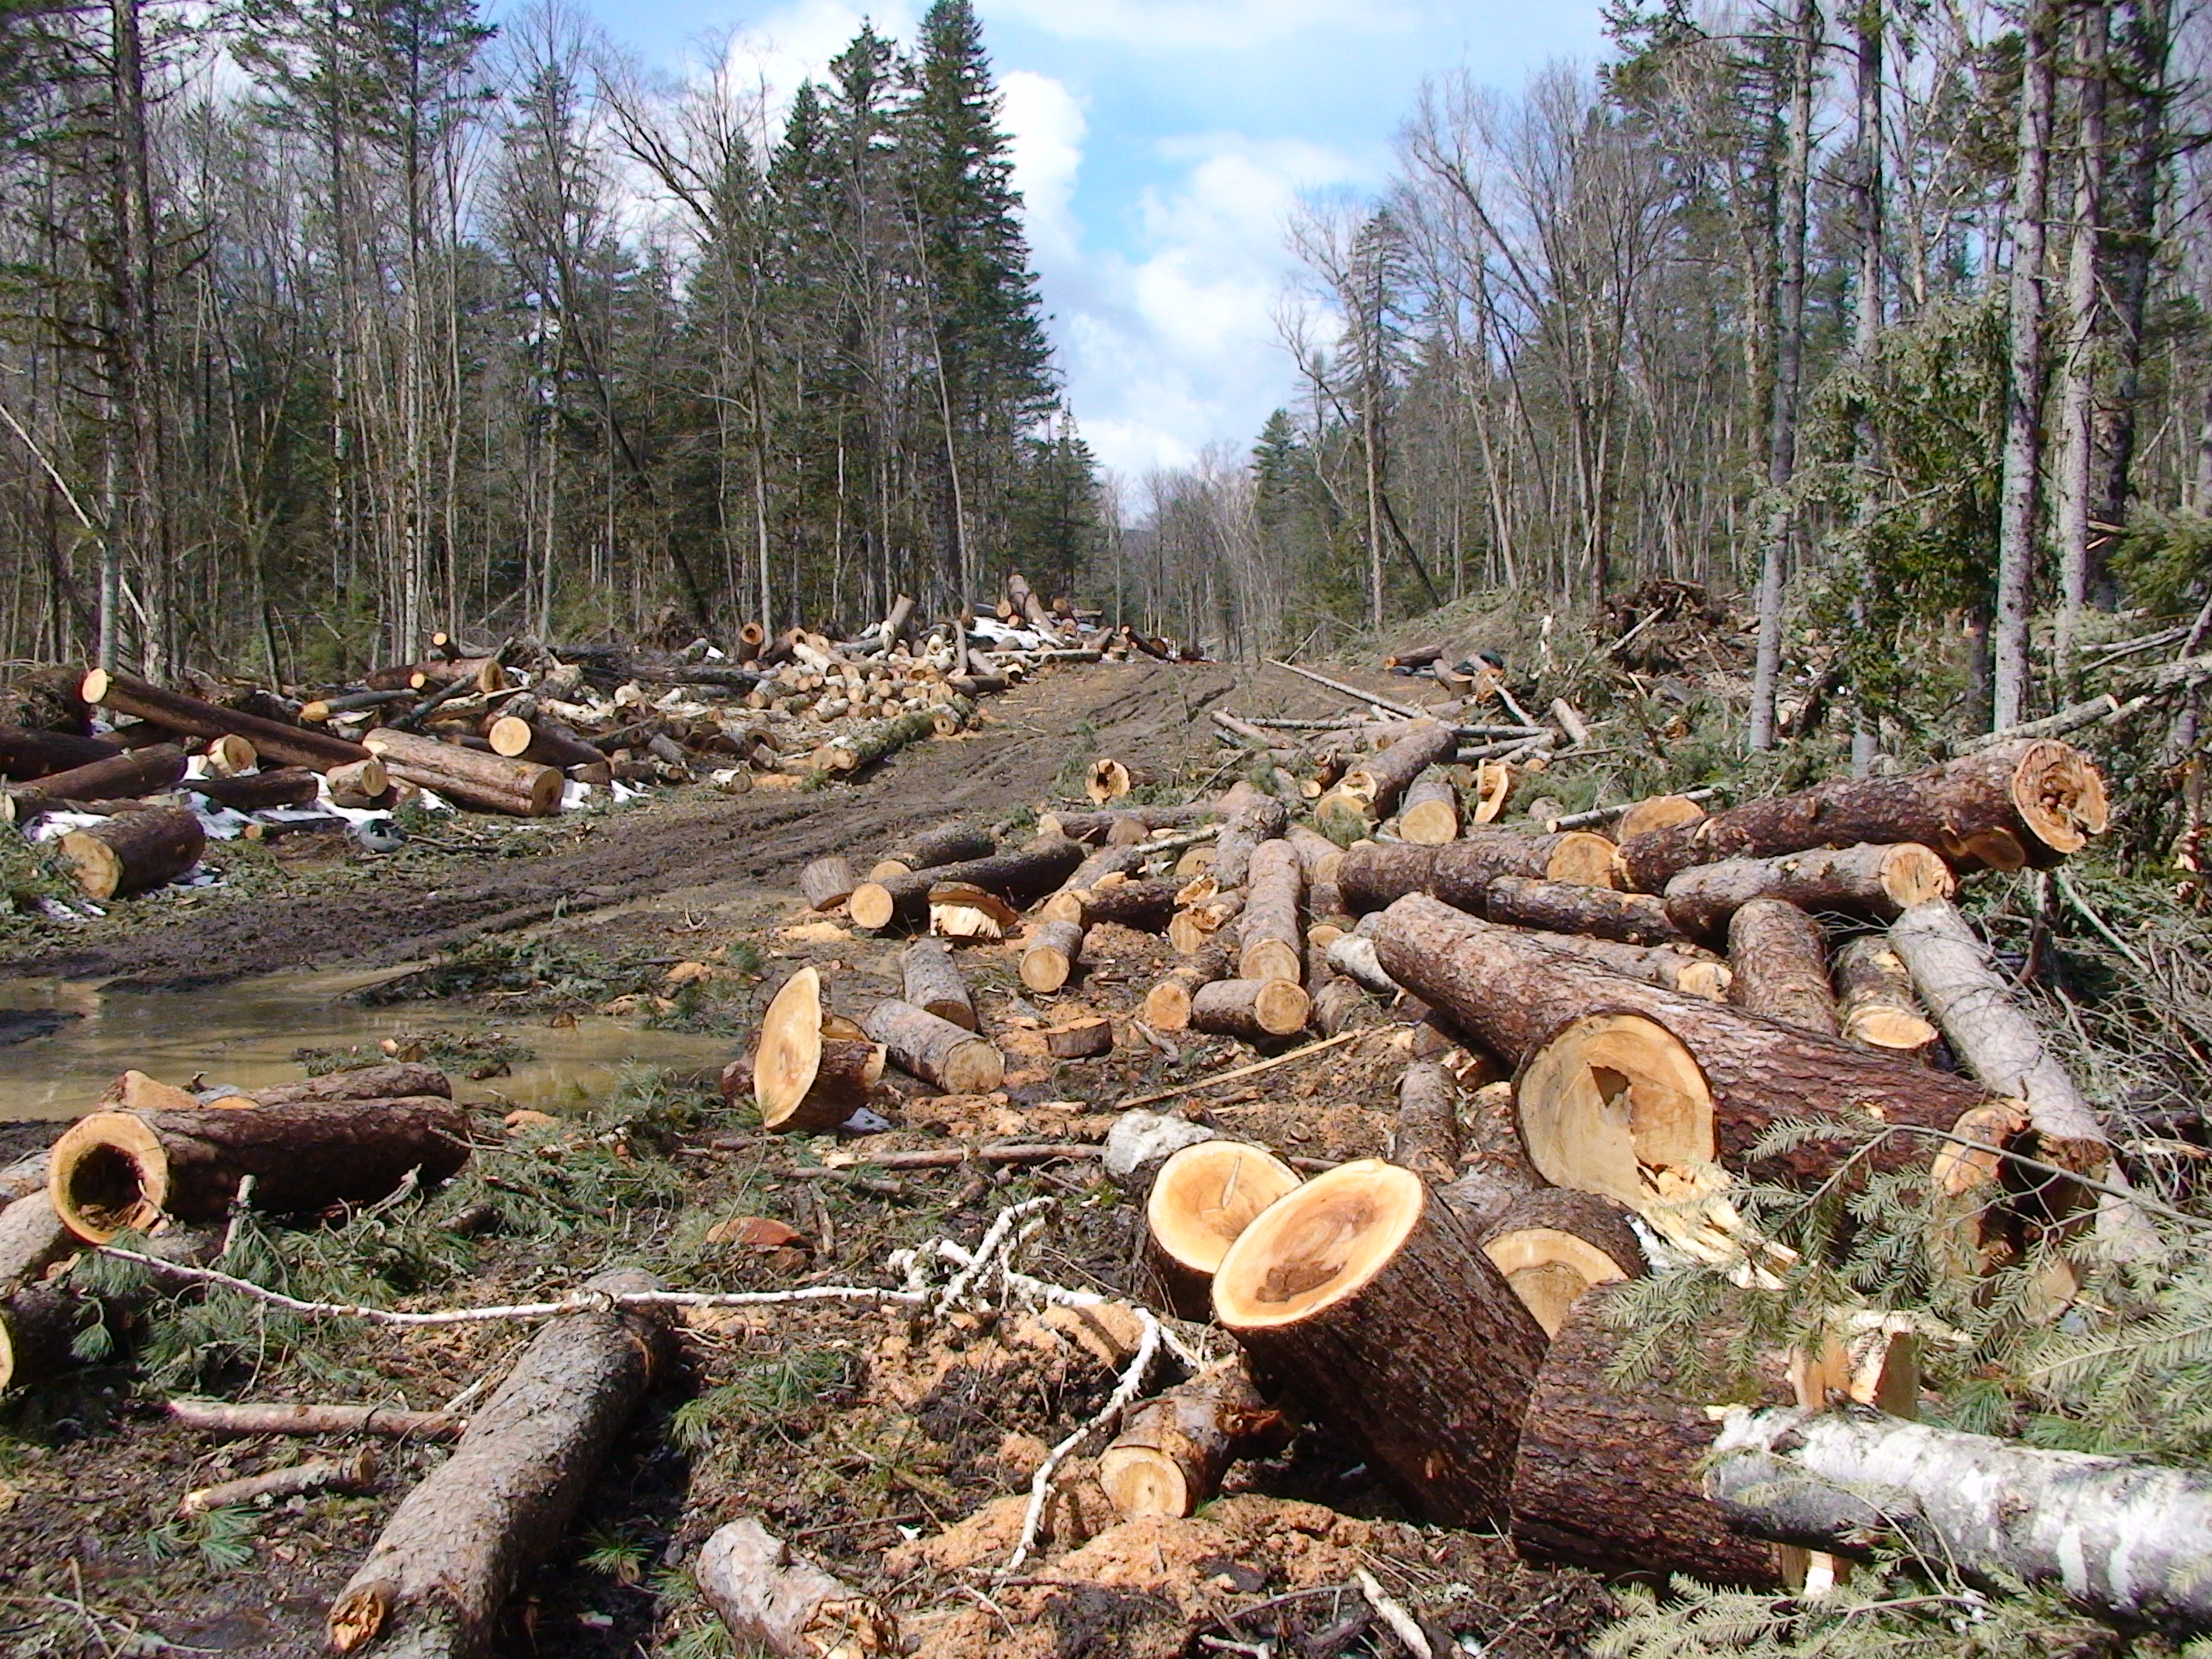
[
  {"x1": 0, "y1": 575, "x2": 1129, "y2": 901},
  {"x1": 761, "y1": 718, "x2": 2200, "y2": 1623}
]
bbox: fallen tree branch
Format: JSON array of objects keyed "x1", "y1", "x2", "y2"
[
  {"x1": 167, "y1": 1399, "x2": 462, "y2": 1439},
  {"x1": 1265, "y1": 660, "x2": 1426, "y2": 721},
  {"x1": 1115, "y1": 1029, "x2": 1364, "y2": 1112}
]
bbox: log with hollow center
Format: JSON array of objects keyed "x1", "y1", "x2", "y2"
[
  {"x1": 1213, "y1": 1160, "x2": 1547, "y2": 1527},
  {"x1": 1145, "y1": 1139, "x2": 1300, "y2": 1320}
]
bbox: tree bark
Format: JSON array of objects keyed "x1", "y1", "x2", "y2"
[
  {"x1": 250, "y1": 1065, "x2": 451, "y2": 1106},
  {"x1": 84, "y1": 670, "x2": 371, "y2": 771},
  {"x1": 1213, "y1": 1160, "x2": 1547, "y2": 1527},
  {"x1": 850, "y1": 837, "x2": 1085, "y2": 932},
  {"x1": 861, "y1": 1000, "x2": 1003, "y2": 1094},
  {"x1": 800, "y1": 857, "x2": 860, "y2": 912},
  {"x1": 1211, "y1": 795, "x2": 1288, "y2": 888},
  {"x1": 1190, "y1": 979, "x2": 1309, "y2": 1042},
  {"x1": 1035, "y1": 805, "x2": 1210, "y2": 847},
  {"x1": 1476, "y1": 1187, "x2": 1643, "y2": 1337},
  {"x1": 871, "y1": 820, "x2": 996, "y2": 879},
  {"x1": 0, "y1": 725, "x2": 121, "y2": 780},
  {"x1": 1143, "y1": 938, "x2": 1236, "y2": 1031},
  {"x1": 191, "y1": 767, "x2": 322, "y2": 812},
  {"x1": 1512, "y1": 929, "x2": 1734, "y2": 1000},
  {"x1": 58, "y1": 805, "x2": 205, "y2": 899},
  {"x1": 1339, "y1": 833, "x2": 1619, "y2": 914},
  {"x1": 1036, "y1": 844, "x2": 1142, "y2": 923},
  {"x1": 1389, "y1": 1058, "x2": 1462, "y2": 1184},
  {"x1": 1831, "y1": 936, "x2": 1938, "y2": 1054},
  {"x1": 167, "y1": 1399, "x2": 461, "y2": 1440},
  {"x1": 1059, "y1": 876, "x2": 1182, "y2": 933},
  {"x1": 8, "y1": 743, "x2": 185, "y2": 808},
  {"x1": 47, "y1": 1095, "x2": 471, "y2": 1241},
  {"x1": 1098, "y1": 1362, "x2": 1290, "y2": 1520},
  {"x1": 1484, "y1": 876, "x2": 1682, "y2": 945},
  {"x1": 695, "y1": 1518, "x2": 895, "y2": 1659},
  {"x1": 0, "y1": 1191, "x2": 71, "y2": 1299},
  {"x1": 899, "y1": 938, "x2": 975, "y2": 1031},
  {"x1": 1663, "y1": 841, "x2": 1954, "y2": 939},
  {"x1": 328, "y1": 1269, "x2": 676, "y2": 1659},
  {"x1": 363, "y1": 729, "x2": 562, "y2": 817},
  {"x1": 1018, "y1": 920, "x2": 1085, "y2": 993},
  {"x1": 1317, "y1": 719, "x2": 1459, "y2": 843},
  {"x1": 1727, "y1": 898, "x2": 1839, "y2": 1036},
  {"x1": 2051, "y1": 2, "x2": 2109, "y2": 696},
  {"x1": 1618, "y1": 740, "x2": 2107, "y2": 891},
  {"x1": 1238, "y1": 839, "x2": 1304, "y2": 984},
  {"x1": 1706, "y1": 1403, "x2": 2212, "y2": 1629}
]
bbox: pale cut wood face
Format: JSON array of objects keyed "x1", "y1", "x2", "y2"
[
  {"x1": 1213, "y1": 1159, "x2": 1423, "y2": 1328},
  {"x1": 1516, "y1": 1011, "x2": 1715, "y2": 1210},
  {"x1": 1146, "y1": 1140, "x2": 1299, "y2": 1275}
]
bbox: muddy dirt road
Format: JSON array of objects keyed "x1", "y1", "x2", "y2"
[{"x1": 2, "y1": 657, "x2": 1315, "y2": 993}]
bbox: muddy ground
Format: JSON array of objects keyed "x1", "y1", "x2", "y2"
[{"x1": 1, "y1": 657, "x2": 1617, "y2": 1659}]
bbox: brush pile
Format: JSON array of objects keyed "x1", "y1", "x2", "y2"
[{"x1": 0, "y1": 575, "x2": 1143, "y2": 905}]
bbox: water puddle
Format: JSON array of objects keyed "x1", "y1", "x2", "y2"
[{"x1": 0, "y1": 967, "x2": 734, "y2": 1120}]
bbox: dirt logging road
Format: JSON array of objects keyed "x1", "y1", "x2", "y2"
[{"x1": 8, "y1": 659, "x2": 1244, "y2": 990}]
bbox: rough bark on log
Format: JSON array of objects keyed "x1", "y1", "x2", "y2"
[
  {"x1": 1398, "y1": 767, "x2": 1461, "y2": 845},
  {"x1": 1706, "y1": 1403, "x2": 2212, "y2": 1629},
  {"x1": 1831, "y1": 937, "x2": 1939, "y2": 1053},
  {"x1": 861, "y1": 1000, "x2": 1003, "y2": 1094},
  {"x1": 1143, "y1": 938, "x2": 1236, "y2": 1031},
  {"x1": 1146, "y1": 1139, "x2": 1301, "y2": 1320},
  {"x1": 800, "y1": 857, "x2": 860, "y2": 912},
  {"x1": 1212, "y1": 795, "x2": 1288, "y2": 889},
  {"x1": 59, "y1": 805, "x2": 205, "y2": 899},
  {"x1": 1214, "y1": 1160, "x2": 1547, "y2": 1526},
  {"x1": 7, "y1": 743, "x2": 186, "y2": 809},
  {"x1": 327, "y1": 1269, "x2": 676, "y2": 1659},
  {"x1": 1663, "y1": 842, "x2": 1955, "y2": 940},
  {"x1": 1190, "y1": 978, "x2": 1309, "y2": 1041},
  {"x1": 484, "y1": 716, "x2": 602, "y2": 772},
  {"x1": 1238, "y1": 839, "x2": 1304, "y2": 984},
  {"x1": 191, "y1": 767, "x2": 322, "y2": 812},
  {"x1": 1309, "y1": 976, "x2": 1376, "y2": 1036},
  {"x1": 816, "y1": 708, "x2": 937, "y2": 773},
  {"x1": 849, "y1": 836, "x2": 1085, "y2": 932},
  {"x1": 695, "y1": 1518, "x2": 896, "y2": 1658},
  {"x1": 1476, "y1": 1188, "x2": 1643, "y2": 1337},
  {"x1": 1045, "y1": 1017, "x2": 1114, "y2": 1059},
  {"x1": 183, "y1": 1449, "x2": 378, "y2": 1515},
  {"x1": 1317, "y1": 720, "x2": 1460, "y2": 843},
  {"x1": 1727, "y1": 899, "x2": 1839, "y2": 1036},
  {"x1": 168, "y1": 1399, "x2": 461, "y2": 1439},
  {"x1": 0, "y1": 724, "x2": 118, "y2": 780},
  {"x1": 1484, "y1": 876, "x2": 1683, "y2": 945},
  {"x1": 1098, "y1": 1362, "x2": 1290, "y2": 1519},
  {"x1": 1373, "y1": 896, "x2": 1995, "y2": 1196},
  {"x1": 1062, "y1": 876, "x2": 1182, "y2": 932},
  {"x1": 1019, "y1": 920, "x2": 1086, "y2": 993},
  {"x1": 251, "y1": 1065, "x2": 451, "y2": 1106},
  {"x1": 899, "y1": 938, "x2": 976, "y2": 1031},
  {"x1": 83, "y1": 670, "x2": 371, "y2": 770},
  {"x1": 0, "y1": 1284, "x2": 84, "y2": 1394},
  {"x1": 363, "y1": 729, "x2": 562, "y2": 817},
  {"x1": 1337, "y1": 834, "x2": 1618, "y2": 915},
  {"x1": 1035, "y1": 805, "x2": 1210, "y2": 846},
  {"x1": 0, "y1": 1191, "x2": 71, "y2": 1299},
  {"x1": 1513, "y1": 929, "x2": 1733, "y2": 1000},
  {"x1": 47, "y1": 1096, "x2": 471, "y2": 1241},
  {"x1": 326, "y1": 756, "x2": 390, "y2": 807},
  {"x1": 1037, "y1": 845, "x2": 1142, "y2": 923},
  {"x1": 871, "y1": 820, "x2": 996, "y2": 879},
  {"x1": 1619, "y1": 739, "x2": 2108, "y2": 892},
  {"x1": 1390, "y1": 1059, "x2": 1462, "y2": 1185}
]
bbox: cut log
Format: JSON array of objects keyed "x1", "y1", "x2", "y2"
[
  {"x1": 927, "y1": 882, "x2": 1019, "y2": 940},
  {"x1": 1832, "y1": 936, "x2": 1939, "y2": 1053},
  {"x1": 1143, "y1": 938, "x2": 1236, "y2": 1031},
  {"x1": 325, "y1": 756, "x2": 390, "y2": 807},
  {"x1": 167, "y1": 1399, "x2": 462, "y2": 1439},
  {"x1": 1019, "y1": 920, "x2": 1086, "y2": 993},
  {"x1": 0, "y1": 1191, "x2": 71, "y2": 1298},
  {"x1": 1706, "y1": 1403, "x2": 2212, "y2": 1629},
  {"x1": 59, "y1": 805, "x2": 206, "y2": 899},
  {"x1": 327, "y1": 1268, "x2": 676, "y2": 1659},
  {"x1": 1472, "y1": 760, "x2": 1515, "y2": 824},
  {"x1": 83, "y1": 670, "x2": 371, "y2": 771},
  {"x1": 0, "y1": 1284, "x2": 84, "y2": 1394},
  {"x1": 1035, "y1": 804, "x2": 1210, "y2": 846},
  {"x1": 203, "y1": 733, "x2": 259, "y2": 776},
  {"x1": 182, "y1": 1449, "x2": 377, "y2": 1516},
  {"x1": 1389, "y1": 1059, "x2": 1462, "y2": 1185},
  {"x1": 1061, "y1": 875, "x2": 1182, "y2": 932},
  {"x1": 1212, "y1": 795, "x2": 1288, "y2": 888},
  {"x1": 1085, "y1": 756, "x2": 1133, "y2": 803},
  {"x1": 1098, "y1": 1362, "x2": 1290, "y2": 1520},
  {"x1": 1167, "y1": 890, "x2": 1243, "y2": 954},
  {"x1": 1513, "y1": 929, "x2": 1733, "y2": 1000},
  {"x1": 1476, "y1": 1189, "x2": 1643, "y2": 1337},
  {"x1": 0, "y1": 724, "x2": 120, "y2": 780},
  {"x1": 848, "y1": 836, "x2": 1085, "y2": 932},
  {"x1": 362, "y1": 729, "x2": 562, "y2": 816},
  {"x1": 1727, "y1": 899, "x2": 1839, "y2": 1036},
  {"x1": 1614, "y1": 793, "x2": 1708, "y2": 840},
  {"x1": 799, "y1": 856, "x2": 860, "y2": 912},
  {"x1": 695, "y1": 1518, "x2": 896, "y2": 1659},
  {"x1": 816, "y1": 708, "x2": 937, "y2": 773},
  {"x1": 1619, "y1": 739, "x2": 2108, "y2": 892},
  {"x1": 1316, "y1": 719, "x2": 1459, "y2": 843},
  {"x1": 1373, "y1": 895, "x2": 1997, "y2": 1195},
  {"x1": 1309, "y1": 976, "x2": 1376, "y2": 1036},
  {"x1": 1045, "y1": 1017, "x2": 1114, "y2": 1059},
  {"x1": 1037, "y1": 844, "x2": 1142, "y2": 923},
  {"x1": 1213, "y1": 1160, "x2": 1546, "y2": 1526},
  {"x1": 251, "y1": 1065, "x2": 452, "y2": 1106},
  {"x1": 1190, "y1": 978, "x2": 1309, "y2": 1042},
  {"x1": 1398, "y1": 767, "x2": 1461, "y2": 844},
  {"x1": 899, "y1": 938, "x2": 975, "y2": 1031},
  {"x1": 484, "y1": 715, "x2": 603, "y2": 771},
  {"x1": 870, "y1": 820, "x2": 996, "y2": 880},
  {"x1": 1238, "y1": 839, "x2": 1304, "y2": 985},
  {"x1": 1484, "y1": 876, "x2": 1683, "y2": 945},
  {"x1": 861, "y1": 1000, "x2": 1003, "y2": 1094},
  {"x1": 1663, "y1": 842, "x2": 1955, "y2": 940},
  {"x1": 6, "y1": 742, "x2": 186, "y2": 808},
  {"x1": 1337, "y1": 833, "x2": 1618, "y2": 915},
  {"x1": 750, "y1": 968, "x2": 885, "y2": 1133},
  {"x1": 47, "y1": 1095, "x2": 470, "y2": 1241},
  {"x1": 1324, "y1": 932, "x2": 1396, "y2": 996},
  {"x1": 1146, "y1": 1139, "x2": 1301, "y2": 1318},
  {"x1": 191, "y1": 767, "x2": 322, "y2": 812}
]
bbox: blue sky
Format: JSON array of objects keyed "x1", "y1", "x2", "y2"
[{"x1": 575, "y1": 0, "x2": 1611, "y2": 478}]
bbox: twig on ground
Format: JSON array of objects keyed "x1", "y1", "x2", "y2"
[
  {"x1": 1355, "y1": 1568, "x2": 1433, "y2": 1659},
  {"x1": 1116, "y1": 1029, "x2": 1363, "y2": 1111}
]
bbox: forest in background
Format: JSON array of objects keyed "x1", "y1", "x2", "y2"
[
  {"x1": 1134, "y1": 0, "x2": 2212, "y2": 753},
  {"x1": 0, "y1": 0, "x2": 1096, "y2": 682}
]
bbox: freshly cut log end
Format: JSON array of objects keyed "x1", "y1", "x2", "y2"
[
  {"x1": 847, "y1": 882, "x2": 897, "y2": 930},
  {"x1": 1190, "y1": 978, "x2": 1309, "y2": 1040},
  {"x1": 47, "y1": 1112, "x2": 173, "y2": 1237},
  {"x1": 2008, "y1": 738, "x2": 2108, "y2": 854},
  {"x1": 1832, "y1": 936, "x2": 1939, "y2": 1052},
  {"x1": 1515, "y1": 1012, "x2": 1716, "y2": 1212},
  {"x1": 861, "y1": 999, "x2": 1004, "y2": 1094},
  {"x1": 1142, "y1": 938, "x2": 1234, "y2": 1031},
  {"x1": 1086, "y1": 756, "x2": 1133, "y2": 803},
  {"x1": 1398, "y1": 767, "x2": 1461, "y2": 845},
  {"x1": 60, "y1": 806, "x2": 205, "y2": 899},
  {"x1": 1213, "y1": 1160, "x2": 1546, "y2": 1527},
  {"x1": 752, "y1": 968, "x2": 885, "y2": 1132},
  {"x1": 799, "y1": 857, "x2": 860, "y2": 912},
  {"x1": 696, "y1": 1518, "x2": 896, "y2": 1659},
  {"x1": 1098, "y1": 1363, "x2": 1288, "y2": 1520},
  {"x1": 1477, "y1": 1188, "x2": 1645, "y2": 1337},
  {"x1": 1020, "y1": 920, "x2": 1085, "y2": 993},
  {"x1": 1045, "y1": 1017, "x2": 1113, "y2": 1059},
  {"x1": 1146, "y1": 1139, "x2": 1300, "y2": 1303},
  {"x1": 1616, "y1": 794, "x2": 1708, "y2": 840}
]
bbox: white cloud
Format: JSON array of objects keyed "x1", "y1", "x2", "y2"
[
  {"x1": 1000, "y1": 71, "x2": 1086, "y2": 269},
  {"x1": 717, "y1": 0, "x2": 919, "y2": 118}
]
